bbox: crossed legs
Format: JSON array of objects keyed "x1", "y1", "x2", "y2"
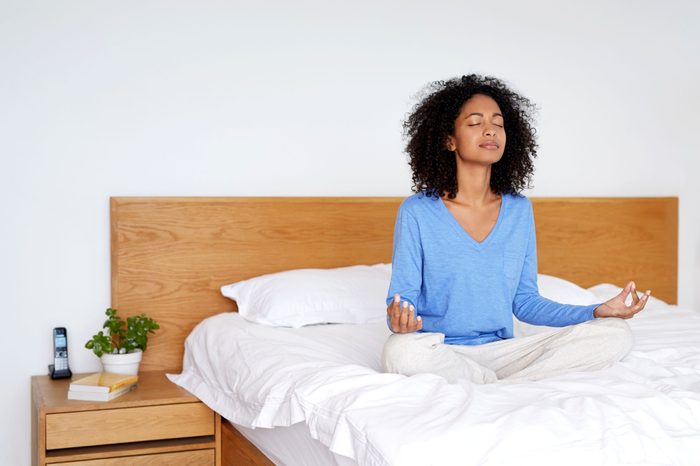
[{"x1": 381, "y1": 318, "x2": 633, "y2": 384}]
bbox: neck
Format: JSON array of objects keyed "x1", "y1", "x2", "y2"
[{"x1": 447, "y1": 161, "x2": 495, "y2": 206}]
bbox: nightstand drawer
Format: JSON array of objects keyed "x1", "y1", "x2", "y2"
[
  {"x1": 46, "y1": 402, "x2": 214, "y2": 450},
  {"x1": 54, "y1": 449, "x2": 214, "y2": 465}
]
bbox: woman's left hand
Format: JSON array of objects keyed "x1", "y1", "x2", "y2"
[{"x1": 594, "y1": 281, "x2": 650, "y2": 319}]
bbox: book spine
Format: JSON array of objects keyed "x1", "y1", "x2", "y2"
[
  {"x1": 68, "y1": 384, "x2": 110, "y2": 394},
  {"x1": 68, "y1": 390, "x2": 110, "y2": 401}
]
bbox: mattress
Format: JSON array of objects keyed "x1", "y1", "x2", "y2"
[
  {"x1": 234, "y1": 421, "x2": 357, "y2": 466},
  {"x1": 169, "y1": 285, "x2": 700, "y2": 465}
]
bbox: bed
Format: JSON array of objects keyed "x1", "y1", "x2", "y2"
[{"x1": 110, "y1": 196, "x2": 700, "y2": 465}]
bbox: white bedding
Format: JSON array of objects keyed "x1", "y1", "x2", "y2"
[
  {"x1": 169, "y1": 288, "x2": 700, "y2": 465},
  {"x1": 234, "y1": 421, "x2": 357, "y2": 466}
]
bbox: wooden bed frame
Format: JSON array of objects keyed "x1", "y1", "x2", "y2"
[{"x1": 110, "y1": 196, "x2": 678, "y2": 465}]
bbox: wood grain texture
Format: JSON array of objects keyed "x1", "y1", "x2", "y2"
[
  {"x1": 45, "y1": 437, "x2": 215, "y2": 463},
  {"x1": 221, "y1": 420, "x2": 274, "y2": 466},
  {"x1": 33, "y1": 372, "x2": 218, "y2": 465},
  {"x1": 31, "y1": 379, "x2": 46, "y2": 466},
  {"x1": 53, "y1": 449, "x2": 214, "y2": 466},
  {"x1": 215, "y1": 413, "x2": 222, "y2": 466},
  {"x1": 46, "y1": 402, "x2": 214, "y2": 449},
  {"x1": 533, "y1": 197, "x2": 677, "y2": 302},
  {"x1": 33, "y1": 371, "x2": 201, "y2": 414}
]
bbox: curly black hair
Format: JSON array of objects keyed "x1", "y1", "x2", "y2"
[{"x1": 403, "y1": 74, "x2": 538, "y2": 199}]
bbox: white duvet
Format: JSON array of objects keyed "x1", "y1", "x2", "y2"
[{"x1": 169, "y1": 287, "x2": 700, "y2": 466}]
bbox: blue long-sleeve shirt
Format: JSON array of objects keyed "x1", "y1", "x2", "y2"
[{"x1": 386, "y1": 192, "x2": 598, "y2": 345}]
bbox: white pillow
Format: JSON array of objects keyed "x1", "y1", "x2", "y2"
[
  {"x1": 537, "y1": 274, "x2": 599, "y2": 306},
  {"x1": 221, "y1": 263, "x2": 392, "y2": 327}
]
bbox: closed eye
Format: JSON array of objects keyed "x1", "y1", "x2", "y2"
[{"x1": 468, "y1": 122, "x2": 503, "y2": 128}]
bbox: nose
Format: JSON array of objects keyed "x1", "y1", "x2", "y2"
[{"x1": 484, "y1": 127, "x2": 496, "y2": 137}]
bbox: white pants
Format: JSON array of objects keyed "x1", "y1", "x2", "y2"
[{"x1": 381, "y1": 318, "x2": 633, "y2": 384}]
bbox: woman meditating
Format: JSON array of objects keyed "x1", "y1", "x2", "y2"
[{"x1": 383, "y1": 74, "x2": 651, "y2": 384}]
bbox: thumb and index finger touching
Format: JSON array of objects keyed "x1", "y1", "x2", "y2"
[
  {"x1": 388, "y1": 293, "x2": 422, "y2": 333},
  {"x1": 621, "y1": 281, "x2": 651, "y2": 305}
]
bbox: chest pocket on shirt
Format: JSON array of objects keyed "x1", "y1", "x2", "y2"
[{"x1": 503, "y1": 251, "x2": 523, "y2": 282}]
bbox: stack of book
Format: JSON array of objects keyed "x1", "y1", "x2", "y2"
[{"x1": 67, "y1": 372, "x2": 138, "y2": 401}]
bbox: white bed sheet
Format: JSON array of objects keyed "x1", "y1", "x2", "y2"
[
  {"x1": 234, "y1": 421, "x2": 357, "y2": 466},
  {"x1": 169, "y1": 291, "x2": 700, "y2": 466}
]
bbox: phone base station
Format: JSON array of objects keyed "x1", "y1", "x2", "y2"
[{"x1": 48, "y1": 364, "x2": 72, "y2": 380}]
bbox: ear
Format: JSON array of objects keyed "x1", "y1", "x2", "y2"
[{"x1": 445, "y1": 135, "x2": 456, "y2": 152}]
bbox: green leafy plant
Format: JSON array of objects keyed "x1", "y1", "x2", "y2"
[{"x1": 85, "y1": 308, "x2": 160, "y2": 357}]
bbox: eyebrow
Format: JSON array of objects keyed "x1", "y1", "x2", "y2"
[{"x1": 465, "y1": 112, "x2": 503, "y2": 118}]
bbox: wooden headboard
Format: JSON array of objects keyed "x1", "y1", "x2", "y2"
[{"x1": 111, "y1": 197, "x2": 677, "y2": 372}]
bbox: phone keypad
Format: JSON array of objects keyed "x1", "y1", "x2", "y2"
[{"x1": 55, "y1": 353, "x2": 68, "y2": 370}]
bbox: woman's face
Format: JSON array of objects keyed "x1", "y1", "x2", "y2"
[{"x1": 446, "y1": 94, "x2": 506, "y2": 165}]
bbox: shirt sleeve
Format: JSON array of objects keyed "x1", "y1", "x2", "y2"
[
  {"x1": 512, "y1": 201, "x2": 599, "y2": 326},
  {"x1": 385, "y1": 204, "x2": 423, "y2": 330}
]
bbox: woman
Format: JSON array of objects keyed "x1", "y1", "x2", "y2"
[{"x1": 383, "y1": 74, "x2": 650, "y2": 384}]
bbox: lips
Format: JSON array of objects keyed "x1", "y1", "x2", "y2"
[{"x1": 479, "y1": 141, "x2": 499, "y2": 149}]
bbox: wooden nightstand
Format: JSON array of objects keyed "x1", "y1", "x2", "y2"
[{"x1": 32, "y1": 371, "x2": 221, "y2": 466}]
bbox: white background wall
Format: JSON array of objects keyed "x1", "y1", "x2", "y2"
[{"x1": 1, "y1": 1, "x2": 698, "y2": 463}]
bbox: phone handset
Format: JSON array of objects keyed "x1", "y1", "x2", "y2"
[{"x1": 49, "y1": 327, "x2": 72, "y2": 379}]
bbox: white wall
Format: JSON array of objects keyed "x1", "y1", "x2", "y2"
[{"x1": 1, "y1": 1, "x2": 698, "y2": 463}]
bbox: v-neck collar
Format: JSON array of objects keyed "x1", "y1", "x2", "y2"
[{"x1": 436, "y1": 193, "x2": 507, "y2": 251}]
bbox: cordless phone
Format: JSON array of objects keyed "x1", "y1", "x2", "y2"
[{"x1": 49, "y1": 327, "x2": 72, "y2": 379}]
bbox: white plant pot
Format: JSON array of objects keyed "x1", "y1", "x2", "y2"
[{"x1": 100, "y1": 349, "x2": 143, "y2": 375}]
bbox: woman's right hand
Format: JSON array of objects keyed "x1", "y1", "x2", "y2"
[{"x1": 387, "y1": 293, "x2": 423, "y2": 333}]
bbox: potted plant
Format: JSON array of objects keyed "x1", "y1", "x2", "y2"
[{"x1": 85, "y1": 308, "x2": 160, "y2": 375}]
